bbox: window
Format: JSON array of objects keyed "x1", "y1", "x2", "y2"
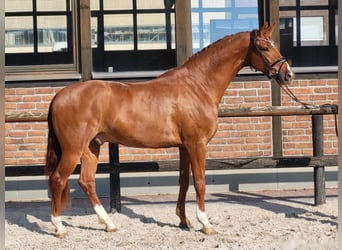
[
  {"x1": 191, "y1": 0, "x2": 259, "y2": 53},
  {"x1": 279, "y1": 0, "x2": 338, "y2": 67},
  {"x1": 91, "y1": 0, "x2": 176, "y2": 72},
  {"x1": 5, "y1": 0, "x2": 77, "y2": 72}
]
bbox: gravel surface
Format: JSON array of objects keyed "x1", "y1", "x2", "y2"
[{"x1": 5, "y1": 189, "x2": 337, "y2": 249}]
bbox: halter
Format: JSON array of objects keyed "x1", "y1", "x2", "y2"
[{"x1": 250, "y1": 30, "x2": 287, "y2": 82}]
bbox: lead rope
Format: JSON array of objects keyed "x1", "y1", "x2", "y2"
[
  {"x1": 279, "y1": 83, "x2": 338, "y2": 137},
  {"x1": 279, "y1": 83, "x2": 318, "y2": 109}
]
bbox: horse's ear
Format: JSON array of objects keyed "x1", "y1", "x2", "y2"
[
  {"x1": 258, "y1": 22, "x2": 269, "y2": 37},
  {"x1": 266, "y1": 23, "x2": 275, "y2": 37},
  {"x1": 261, "y1": 22, "x2": 268, "y2": 31},
  {"x1": 259, "y1": 22, "x2": 275, "y2": 38}
]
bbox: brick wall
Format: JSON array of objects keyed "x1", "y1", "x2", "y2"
[{"x1": 5, "y1": 78, "x2": 338, "y2": 166}]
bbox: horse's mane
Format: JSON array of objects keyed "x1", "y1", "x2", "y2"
[{"x1": 182, "y1": 31, "x2": 249, "y2": 66}]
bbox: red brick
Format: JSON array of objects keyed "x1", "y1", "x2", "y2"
[
  {"x1": 23, "y1": 96, "x2": 42, "y2": 102},
  {"x1": 4, "y1": 78, "x2": 338, "y2": 165},
  {"x1": 35, "y1": 88, "x2": 55, "y2": 94},
  {"x1": 17, "y1": 103, "x2": 36, "y2": 109},
  {"x1": 5, "y1": 96, "x2": 22, "y2": 102},
  {"x1": 15, "y1": 88, "x2": 35, "y2": 95}
]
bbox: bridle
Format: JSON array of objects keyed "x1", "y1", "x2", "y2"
[
  {"x1": 250, "y1": 30, "x2": 323, "y2": 108},
  {"x1": 250, "y1": 30, "x2": 287, "y2": 83},
  {"x1": 250, "y1": 30, "x2": 310, "y2": 106}
]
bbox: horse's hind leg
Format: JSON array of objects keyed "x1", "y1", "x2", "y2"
[
  {"x1": 176, "y1": 147, "x2": 192, "y2": 230},
  {"x1": 50, "y1": 151, "x2": 80, "y2": 238},
  {"x1": 78, "y1": 141, "x2": 117, "y2": 232}
]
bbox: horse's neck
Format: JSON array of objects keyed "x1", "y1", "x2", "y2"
[{"x1": 184, "y1": 33, "x2": 250, "y2": 105}]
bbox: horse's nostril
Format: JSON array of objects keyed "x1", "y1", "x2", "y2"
[{"x1": 285, "y1": 71, "x2": 294, "y2": 82}]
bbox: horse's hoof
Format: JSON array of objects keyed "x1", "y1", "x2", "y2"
[
  {"x1": 179, "y1": 222, "x2": 192, "y2": 231},
  {"x1": 105, "y1": 226, "x2": 118, "y2": 232},
  {"x1": 203, "y1": 227, "x2": 217, "y2": 235},
  {"x1": 55, "y1": 231, "x2": 68, "y2": 239}
]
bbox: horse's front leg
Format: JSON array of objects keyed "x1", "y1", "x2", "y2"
[
  {"x1": 176, "y1": 147, "x2": 192, "y2": 230},
  {"x1": 186, "y1": 141, "x2": 217, "y2": 235}
]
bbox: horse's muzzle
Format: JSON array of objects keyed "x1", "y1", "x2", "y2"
[
  {"x1": 276, "y1": 62, "x2": 294, "y2": 85},
  {"x1": 284, "y1": 69, "x2": 294, "y2": 83}
]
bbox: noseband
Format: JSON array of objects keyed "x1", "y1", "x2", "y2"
[{"x1": 250, "y1": 30, "x2": 287, "y2": 82}]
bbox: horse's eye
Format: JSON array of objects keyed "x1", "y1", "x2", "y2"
[{"x1": 260, "y1": 46, "x2": 269, "y2": 51}]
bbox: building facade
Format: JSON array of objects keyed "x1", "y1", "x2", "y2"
[{"x1": 5, "y1": 0, "x2": 338, "y2": 166}]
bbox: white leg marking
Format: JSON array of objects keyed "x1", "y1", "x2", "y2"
[
  {"x1": 196, "y1": 205, "x2": 213, "y2": 229},
  {"x1": 51, "y1": 215, "x2": 67, "y2": 236},
  {"x1": 94, "y1": 205, "x2": 117, "y2": 232}
]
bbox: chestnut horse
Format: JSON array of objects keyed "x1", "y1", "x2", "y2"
[{"x1": 45, "y1": 23, "x2": 293, "y2": 238}]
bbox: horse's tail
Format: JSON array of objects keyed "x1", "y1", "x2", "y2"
[
  {"x1": 45, "y1": 100, "x2": 61, "y2": 176},
  {"x1": 45, "y1": 98, "x2": 71, "y2": 209}
]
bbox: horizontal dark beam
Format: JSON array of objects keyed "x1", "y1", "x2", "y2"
[{"x1": 5, "y1": 155, "x2": 337, "y2": 177}]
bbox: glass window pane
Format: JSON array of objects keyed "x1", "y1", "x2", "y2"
[
  {"x1": 171, "y1": 13, "x2": 176, "y2": 49},
  {"x1": 300, "y1": 0, "x2": 328, "y2": 6},
  {"x1": 37, "y1": 16, "x2": 68, "y2": 52},
  {"x1": 137, "y1": 14, "x2": 166, "y2": 50},
  {"x1": 91, "y1": 0, "x2": 100, "y2": 10},
  {"x1": 203, "y1": 0, "x2": 226, "y2": 8},
  {"x1": 5, "y1": 0, "x2": 32, "y2": 12},
  {"x1": 191, "y1": 13, "x2": 200, "y2": 50},
  {"x1": 104, "y1": 0, "x2": 132, "y2": 10},
  {"x1": 191, "y1": 0, "x2": 199, "y2": 8},
  {"x1": 296, "y1": 10, "x2": 329, "y2": 46},
  {"x1": 203, "y1": 12, "x2": 226, "y2": 47},
  {"x1": 136, "y1": 0, "x2": 164, "y2": 9},
  {"x1": 280, "y1": 11, "x2": 296, "y2": 46},
  {"x1": 36, "y1": 0, "x2": 66, "y2": 11},
  {"x1": 191, "y1": 0, "x2": 258, "y2": 52},
  {"x1": 91, "y1": 17, "x2": 98, "y2": 48},
  {"x1": 235, "y1": 0, "x2": 257, "y2": 8},
  {"x1": 104, "y1": 14, "x2": 134, "y2": 51},
  {"x1": 335, "y1": 14, "x2": 338, "y2": 46},
  {"x1": 5, "y1": 16, "x2": 34, "y2": 53},
  {"x1": 279, "y1": 0, "x2": 296, "y2": 6}
]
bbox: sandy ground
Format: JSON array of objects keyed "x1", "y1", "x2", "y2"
[{"x1": 5, "y1": 189, "x2": 337, "y2": 250}]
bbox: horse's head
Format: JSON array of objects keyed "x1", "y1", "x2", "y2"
[{"x1": 248, "y1": 23, "x2": 294, "y2": 85}]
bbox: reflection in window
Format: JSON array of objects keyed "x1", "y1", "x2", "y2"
[
  {"x1": 104, "y1": 14, "x2": 134, "y2": 51},
  {"x1": 37, "y1": 16, "x2": 68, "y2": 52},
  {"x1": 5, "y1": 16, "x2": 34, "y2": 53},
  {"x1": 5, "y1": 0, "x2": 74, "y2": 67},
  {"x1": 293, "y1": 15, "x2": 328, "y2": 46},
  {"x1": 335, "y1": 14, "x2": 338, "y2": 45},
  {"x1": 136, "y1": 0, "x2": 164, "y2": 9},
  {"x1": 137, "y1": 14, "x2": 166, "y2": 50},
  {"x1": 279, "y1": 0, "x2": 337, "y2": 67},
  {"x1": 92, "y1": 0, "x2": 175, "y2": 52},
  {"x1": 104, "y1": 0, "x2": 132, "y2": 10},
  {"x1": 91, "y1": 17, "x2": 98, "y2": 48},
  {"x1": 5, "y1": 0, "x2": 32, "y2": 12},
  {"x1": 91, "y1": 0, "x2": 176, "y2": 72},
  {"x1": 36, "y1": 0, "x2": 66, "y2": 11}
]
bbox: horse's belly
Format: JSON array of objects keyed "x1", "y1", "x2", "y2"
[{"x1": 103, "y1": 123, "x2": 182, "y2": 148}]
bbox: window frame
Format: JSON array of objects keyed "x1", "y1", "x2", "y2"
[
  {"x1": 279, "y1": 0, "x2": 338, "y2": 69},
  {"x1": 5, "y1": 0, "x2": 80, "y2": 81},
  {"x1": 91, "y1": 0, "x2": 176, "y2": 73}
]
